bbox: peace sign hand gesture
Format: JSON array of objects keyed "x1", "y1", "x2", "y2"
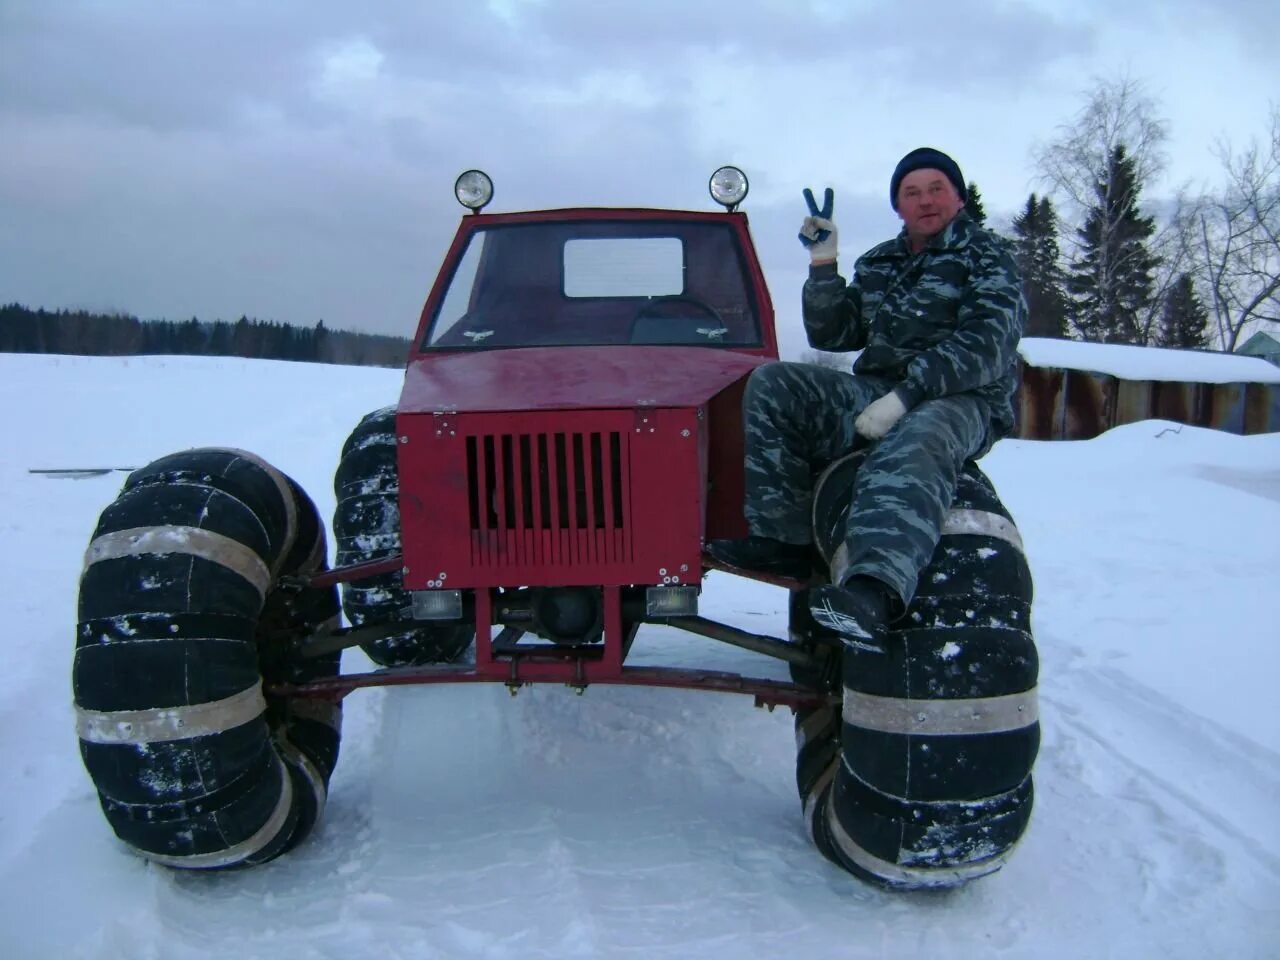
[{"x1": 798, "y1": 187, "x2": 838, "y2": 265}]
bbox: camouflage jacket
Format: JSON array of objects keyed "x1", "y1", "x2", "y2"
[{"x1": 802, "y1": 209, "x2": 1026, "y2": 436}]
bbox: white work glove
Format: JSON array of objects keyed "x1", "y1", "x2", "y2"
[
  {"x1": 799, "y1": 216, "x2": 838, "y2": 264},
  {"x1": 799, "y1": 186, "x2": 838, "y2": 265},
  {"x1": 854, "y1": 391, "x2": 908, "y2": 440}
]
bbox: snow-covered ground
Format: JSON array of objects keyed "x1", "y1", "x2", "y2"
[{"x1": 1, "y1": 352, "x2": 1277, "y2": 959}]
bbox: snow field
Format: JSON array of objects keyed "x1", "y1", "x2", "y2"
[{"x1": 0, "y1": 353, "x2": 1277, "y2": 959}]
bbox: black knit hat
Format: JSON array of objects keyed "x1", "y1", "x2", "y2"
[{"x1": 890, "y1": 147, "x2": 966, "y2": 210}]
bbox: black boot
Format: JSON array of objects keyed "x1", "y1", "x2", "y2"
[
  {"x1": 808, "y1": 577, "x2": 890, "y2": 643},
  {"x1": 704, "y1": 535, "x2": 812, "y2": 580}
]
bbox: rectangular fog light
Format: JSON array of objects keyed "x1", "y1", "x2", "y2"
[
  {"x1": 646, "y1": 585, "x2": 699, "y2": 617},
  {"x1": 411, "y1": 589, "x2": 463, "y2": 620}
]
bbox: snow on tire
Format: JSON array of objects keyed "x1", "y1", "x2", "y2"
[
  {"x1": 333, "y1": 406, "x2": 473, "y2": 665},
  {"x1": 74, "y1": 449, "x2": 343, "y2": 869},
  {"x1": 795, "y1": 453, "x2": 1039, "y2": 890}
]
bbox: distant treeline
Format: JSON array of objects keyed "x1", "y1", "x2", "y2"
[{"x1": 0, "y1": 303, "x2": 414, "y2": 367}]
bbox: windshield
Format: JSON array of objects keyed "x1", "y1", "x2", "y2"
[{"x1": 422, "y1": 220, "x2": 762, "y2": 349}]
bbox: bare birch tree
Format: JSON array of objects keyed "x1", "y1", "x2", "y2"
[
  {"x1": 1193, "y1": 106, "x2": 1280, "y2": 351},
  {"x1": 1035, "y1": 75, "x2": 1168, "y2": 217},
  {"x1": 1139, "y1": 191, "x2": 1200, "y2": 344},
  {"x1": 1034, "y1": 76, "x2": 1191, "y2": 344}
]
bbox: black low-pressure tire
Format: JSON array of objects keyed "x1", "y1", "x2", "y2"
[
  {"x1": 74, "y1": 449, "x2": 343, "y2": 869},
  {"x1": 333, "y1": 406, "x2": 473, "y2": 666},
  {"x1": 794, "y1": 452, "x2": 1039, "y2": 891}
]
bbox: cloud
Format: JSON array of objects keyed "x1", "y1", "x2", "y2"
[
  {"x1": 1, "y1": 1, "x2": 1092, "y2": 132},
  {"x1": 315, "y1": 35, "x2": 385, "y2": 93},
  {"x1": 0, "y1": 0, "x2": 1273, "y2": 340},
  {"x1": 1, "y1": 2, "x2": 307, "y2": 131}
]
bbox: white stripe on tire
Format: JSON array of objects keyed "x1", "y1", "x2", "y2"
[
  {"x1": 83, "y1": 525, "x2": 272, "y2": 598},
  {"x1": 824, "y1": 799, "x2": 1008, "y2": 889},
  {"x1": 76, "y1": 682, "x2": 266, "y2": 744},
  {"x1": 841, "y1": 687, "x2": 1039, "y2": 737},
  {"x1": 941, "y1": 509, "x2": 1024, "y2": 551}
]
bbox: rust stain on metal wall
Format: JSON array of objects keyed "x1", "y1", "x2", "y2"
[
  {"x1": 1015, "y1": 361, "x2": 1280, "y2": 439},
  {"x1": 1017, "y1": 366, "x2": 1061, "y2": 439},
  {"x1": 1207, "y1": 383, "x2": 1244, "y2": 433},
  {"x1": 1244, "y1": 384, "x2": 1279, "y2": 434}
]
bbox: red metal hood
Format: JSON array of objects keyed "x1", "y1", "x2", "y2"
[{"x1": 400, "y1": 346, "x2": 770, "y2": 414}]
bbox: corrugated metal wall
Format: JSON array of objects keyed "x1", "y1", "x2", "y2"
[{"x1": 1016, "y1": 361, "x2": 1280, "y2": 439}]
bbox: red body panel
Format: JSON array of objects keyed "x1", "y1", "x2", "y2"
[
  {"x1": 397, "y1": 207, "x2": 778, "y2": 592},
  {"x1": 399, "y1": 406, "x2": 707, "y2": 590},
  {"x1": 400, "y1": 346, "x2": 766, "y2": 414},
  {"x1": 396, "y1": 351, "x2": 770, "y2": 590}
]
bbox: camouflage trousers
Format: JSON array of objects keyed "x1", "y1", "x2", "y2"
[{"x1": 742, "y1": 361, "x2": 994, "y2": 607}]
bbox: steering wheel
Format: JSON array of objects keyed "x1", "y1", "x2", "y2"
[{"x1": 629, "y1": 295, "x2": 726, "y2": 344}]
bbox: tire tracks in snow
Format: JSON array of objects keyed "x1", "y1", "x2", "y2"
[
  {"x1": 1045, "y1": 655, "x2": 1280, "y2": 877},
  {"x1": 361, "y1": 680, "x2": 861, "y2": 958}
]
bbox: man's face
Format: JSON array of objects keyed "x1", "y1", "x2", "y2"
[{"x1": 896, "y1": 168, "x2": 964, "y2": 243}]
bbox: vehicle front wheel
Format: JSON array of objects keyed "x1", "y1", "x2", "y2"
[{"x1": 74, "y1": 449, "x2": 343, "y2": 869}]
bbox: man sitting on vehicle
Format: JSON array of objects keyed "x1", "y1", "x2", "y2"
[{"x1": 706, "y1": 147, "x2": 1027, "y2": 642}]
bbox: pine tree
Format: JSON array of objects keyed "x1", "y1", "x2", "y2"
[
  {"x1": 232, "y1": 315, "x2": 253, "y2": 357},
  {"x1": 1066, "y1": 145, "x2": 1161, "y2": 344},
  {"x1": 209, "y1": 319, "x2": 232, "y2": 355},
  {"x1": 179, "y1": 316, "x2": 204, "y2": 354},
  {"x1": 1156, "y1": 273, "x2": 1209, "y2": 349},
  {"x1": 1012, "y1": 193, "x2": 1070, "y2": 338},
  {"x1": 965, "y1": 181, "x2": 987, "y2": 225}
]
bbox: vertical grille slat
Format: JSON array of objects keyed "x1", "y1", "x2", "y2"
[
  {"x1": 570, "y1": 433, "x2": 586, "y2": 569},
  {"x1": 477, "y1": 436, "x2": 494, "y2": 566},
  {"x1": 522, "y1": 434, "x2": 542, "y2": 567},
  {"x1": 581, "y1": 433, "x2": 596, "y2": 567},
  {"x1": 616, "y1": 426, "x2": 632, "y2": 562},
  {"x1": 599, "y1": 433, "x2": 616, "y2": 564},
  {"x1": 548, "y1": 433, "x2": 563, "y2": 566},
  {"x1": 467, "y1": 427, "x2": 631, "y2": 570},
  {"x1": 494, "y1": 435, "x2": 507, "y2": 564},
  {"x1": 466, "y1": 436, "x2": 480, "y2": 565},
  {"x1": 555, "y1": 432, "x2": 570, "y2": 563}
]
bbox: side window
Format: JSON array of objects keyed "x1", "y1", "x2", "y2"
[
  {"x1": 429, "y1": 237, "x2": 484, "y2": 345},
  {"x1": 563, "y1": 238, "x2": 684, "y2": 298}
]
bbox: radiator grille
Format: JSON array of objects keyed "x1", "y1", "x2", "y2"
[{"x1": 465, "y1": 430, "x2": 631, "y2": 568}]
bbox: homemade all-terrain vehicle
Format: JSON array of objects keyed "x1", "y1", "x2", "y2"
[{"x1": 74, "y1": 168, "x2": 1039, "y2": 889}]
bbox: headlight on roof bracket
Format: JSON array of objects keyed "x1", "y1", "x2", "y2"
[
  {"x1": 455, "y1": 170, "x2": 494, "y2": 212},
  {"x1": 709, "y1": 166, "x2": 749, "y2": 211}
]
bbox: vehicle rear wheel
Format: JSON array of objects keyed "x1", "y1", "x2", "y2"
[
  {"x1": 794, "y1": 452, "x2": 1039, "y2": 890},
  {"x1": 74, "y1": 449, "x2": 343, "y2": 869},
  {"x1": 333, "y1": 406, "x2": 473, "y2": 665}
]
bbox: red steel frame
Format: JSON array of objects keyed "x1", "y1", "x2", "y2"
[{"x1": 283, "y1": 559, "x2": 828, "y2": 710}]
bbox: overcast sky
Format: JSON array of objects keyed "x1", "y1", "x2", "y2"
[{"x1": 1, "y1": 0, "x2": 1275, "y2": 358}]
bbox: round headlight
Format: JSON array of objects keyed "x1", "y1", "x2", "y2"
[
  {"x1": 708, "y1": 166, "x2": 749, "y2": 209},
  {"x1": 455, "y1": 170, "x2": 494, "y2": 211}
]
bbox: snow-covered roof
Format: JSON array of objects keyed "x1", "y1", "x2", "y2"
[{"x1": 1018, "y1": 337, "x2": 1280, "y2": 385}]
